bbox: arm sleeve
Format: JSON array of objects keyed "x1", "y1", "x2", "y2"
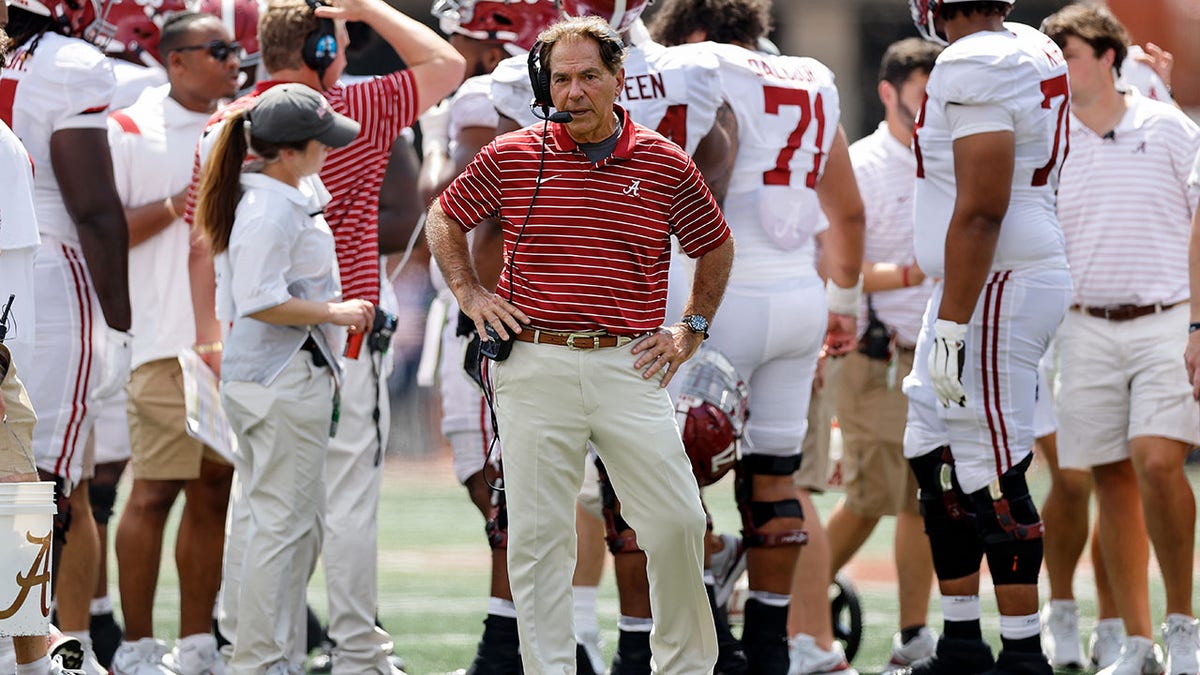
[
  {"x1": 944, "y1": 100, "x2": 1014, "y2": 141},
  {"x1": 52, "y1": 47, "x2": 116, "y2": 131},
  {"x1": 335, "y1": 70, "x2": 419, "y2": 152},
  {"x1": 670, "y1": 150, "x2": 731, "y2": 258},
  {"x1": 437, "y1": 140, "x2": 504, "y2": 231},
  {"x1": 226, "y1": 210, "x2": 295, "y2": 316}
]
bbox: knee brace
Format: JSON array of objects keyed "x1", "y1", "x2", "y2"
[
  {"x1": 970, "y1": 456, "x2": 1042, "y2": 586},
  {"x1": 735, "y1": 455, "x2": 807, "y2": 549},
  {"x1": 909, "y1": 447, "x2": 983, "y2": 580},
  {"x1": 596, "y1": 458, "x2": 640, "y2": 554},
  {"x1": 88, "y1": 480, "x2": 118, "y2": 526}
]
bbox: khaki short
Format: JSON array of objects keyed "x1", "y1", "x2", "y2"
[
  {"x1": 0, "y1": 345, "x2": 40, "y2": 481},
  {"x1": 795, "y1": 357, "x2": 841, "y2": 492},
  {"x1": 126, "y1": 358, "x2": 226, "y2": 480},
  {"x1": 835, "y1": 349, "x2": 919, "y2": 518}
]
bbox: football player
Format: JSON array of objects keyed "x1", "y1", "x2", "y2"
[
  {"x1": 650, "y1": 0, "x2": 867, "y2": 671},
  {"x1": 898, "y1": 1, "x2": 1071, "y2": 673}
]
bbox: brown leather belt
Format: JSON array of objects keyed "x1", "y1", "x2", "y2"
[
  {"x1": 1071, "y1": 301, "x2": 1183, "y2": 322},
  {"x1": 513, "y1": 329, "x2": 642, "y2": 350}
]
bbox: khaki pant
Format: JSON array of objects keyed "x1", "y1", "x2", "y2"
[
  {"x1": 491, "y1": 340, "x2": 717, "y2": 674},
  {"x1": 835, "y1": 350, "x2": 919, "y2": 518},
  {"x1": 220, "y1": 352, "x2": 333, "y2": 674},
  {"x1": 0, "y1": 345, "x2": 38, "y2": 481}
]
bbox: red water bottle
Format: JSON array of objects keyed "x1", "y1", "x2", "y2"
[{"x1": 344, "y1": 329, "x2": 364, "y2": 359}]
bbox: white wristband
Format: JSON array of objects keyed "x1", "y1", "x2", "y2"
[{"x1": 825, "y1": 275, "x2": 863, "y2": 316}]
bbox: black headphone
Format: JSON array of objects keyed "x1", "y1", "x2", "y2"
[
  {"x1": 302, "y1": 0, "x2": 338, "y2": 84},
  {"x1": 526, "y1": 28, "x2": 625, "y2": 124}
]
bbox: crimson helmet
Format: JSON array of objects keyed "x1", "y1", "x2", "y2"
[
  {"x1": 432, "y1": 0, "x2": 559, "y2": 53},
  {"x1": 560, "y1": 0, "x2": 652, "y2": 33},
  {"x1": 103, "y1": 0, "x2": 189, "y2": 65},
  {"x1": 909, "y1": 0, "x2": 1014, "y2": 46},
  {"x1": 8, "y1": 0, "x2": 115, "y2": 43},
  {"x1": 674, "y1": 347, "x2": 750, "y2": 487},
  {"x1": 194, "y1": 0, "x2": 260, "y2": 67}
]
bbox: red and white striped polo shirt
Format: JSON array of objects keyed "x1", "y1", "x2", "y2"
[
  {"x1": 439, "y1": 106, "x2": 730, "y2": 335},
  {"x1": 185, "y1": 72, "x2": 418, "y2": 304}
]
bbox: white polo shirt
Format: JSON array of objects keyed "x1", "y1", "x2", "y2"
[
  {"x1": 849, "y1": 122, "x2": 931, "y2": 346},
  {"x1": 108, "y1": 84, "x2": 213, "y2": 369},
  {"x1": 1057, "y1": 93, "x2": 1200, "y2": 306},
  {"x1": 0, "y1": 121, "x2": 40, "y2": 251},
  {"x1": 216, "y1": 173, "x2": 342, "y2": 386}
]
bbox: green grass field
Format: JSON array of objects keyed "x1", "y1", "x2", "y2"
[{"x1": 123, "y1": 449, "x2": 1199, "y2": 675}]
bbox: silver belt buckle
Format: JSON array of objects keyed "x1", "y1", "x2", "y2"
[{"x1": 566, "y1": 333, "x2": 600, "y2": 350}]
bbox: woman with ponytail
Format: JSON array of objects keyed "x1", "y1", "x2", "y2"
[{"x1": 194, "y1": 82, "x2": 371, "y2": 674}]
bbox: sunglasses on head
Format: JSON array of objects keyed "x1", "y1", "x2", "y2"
[{"x1": 173, "y1": 40, "x2": 242, "y2": 61}]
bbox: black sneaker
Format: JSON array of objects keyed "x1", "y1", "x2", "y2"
[
  {"x1": 707, "y1": 584, "x2": 748, "y2": 675},
  {"x1": 464, "y1": 615, "x2": 522, "y2": 675},
  {"x1": 89, "y1": 610, "x2": 124, "y2": 668},
  {"x1": 741, "y1": 599, "x2": 789, "y2": 675},
  {"x1": 896, "y1": 637, "x2": 996, "y2": 675},
  {"x1": 49, "y1": 634, "x2": 84, "y2": 670},
  {"x1": 610, "y1": 630, "x2": 652, "y2": 675},
  {"x1": 989, "y1": 649, "x2": 1053, "y2": 675}
]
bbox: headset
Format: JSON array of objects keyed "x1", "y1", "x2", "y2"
[
  {"x1": 302, "y1": 0, "x2": 338, "y2": 86},
  {"x1": 525, "y1": 27, "x2": 625, "y2": 124}
]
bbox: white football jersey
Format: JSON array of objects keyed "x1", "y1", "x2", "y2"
[
  {"x1": 489, "y1": 24, "x2": 722, "y2": 157},
  {"x1": 704, "y1": 42, "x2": 840, "y2": 282},
  {"x1": 449, "y1": 74, "x2": 501, "y2": 150},
  {"x1": 1, "y1": 33, "x2": 116, "y2": 248},
  {"x1": 913, "y1": 23, "x2": 1069, "y2": 278},
  {"x1": 109, "y1": 59, "x2": 168, "y2": 110}
]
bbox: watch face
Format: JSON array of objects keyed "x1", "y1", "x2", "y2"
[{"x1": 685, "y1": 315, "x2": 708, "y2": 333}]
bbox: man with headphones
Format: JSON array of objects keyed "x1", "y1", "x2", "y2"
[
  {"x1": 181, "y1": 0, "x2": 463, "y2": 672},
  {"x1": 428, "y1": 15, "x2": 735, "y2": 674}
]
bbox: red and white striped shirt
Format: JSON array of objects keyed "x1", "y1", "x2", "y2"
[
  {"x1": 185, "y1": 72, "x2": 418, "y2": 303},
  {"x1": 1057, "y1": 94, "x2": 1200, "y2": 306},
  {"x1": 439, "y1": 106, "x2": 730, "y2": 334}
]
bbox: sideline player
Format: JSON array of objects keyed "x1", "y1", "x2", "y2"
[
  {"x1": 649, "y1": 0, "x2": 866, "y2": 671},
  {"x1": 1041, "y1": 5, "x2": 1200, "y2": 674},
  {"x1": 2, "y1": 0, "x2": 133, "y2": 670},
  {"x1": 899, "y1": 1, "x2": 1071, "y2": 673}
]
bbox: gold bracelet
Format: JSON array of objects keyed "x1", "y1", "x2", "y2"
[
  {"x1": 165, "y1": 196, "x2": 180, "y2": 220},
  {"x1": 193, "y1": 341, "x2": 223, "y2": 354}
]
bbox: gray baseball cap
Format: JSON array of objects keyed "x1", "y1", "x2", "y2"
[{"x1": 247, "y1": 83, "x2": 360, "y2": 148}]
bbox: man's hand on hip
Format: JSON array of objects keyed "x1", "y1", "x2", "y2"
[
  {"x1": 632, "y1": 324, "x2": 703, "y2": 388},
  {"x1": 929, "y1": 319, "x2": 968, "y2": 407},
  {"x1": 458, "y1": 286, "x2": 529, "y2": 341}
]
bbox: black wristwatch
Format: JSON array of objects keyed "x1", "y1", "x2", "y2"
[{"x1": 681, "y1": 314, "x2": 710, "y2": 340}]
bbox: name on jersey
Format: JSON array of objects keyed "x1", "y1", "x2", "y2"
[
  {"x1": 619, "y1": 72, "x2": 666, "y2": 102},
  {"x1": 747, "y1": 58, "x2": 816, "y2": 83}
]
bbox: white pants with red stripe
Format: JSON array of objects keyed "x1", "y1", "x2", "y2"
[
  {"x1": 902, "y1": 268, "x2": 1071, "y2": 493},
  {"x1": 26, "y1": 240, "x2": 101, "y2": 487}
]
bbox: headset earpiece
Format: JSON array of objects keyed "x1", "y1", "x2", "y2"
[
  {"x1": 527, "y1": 40, "x2": 552, "y2": 109},
  {"x1": 302, "y1": 0, "x2": 338, "y2": 83}
]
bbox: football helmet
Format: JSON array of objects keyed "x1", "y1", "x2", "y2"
[
  {"x1": 674, "y1": 347, "x2": 750, "y2": 487},
  {"x1": 194, "y1": 0, "x2": 260, "y2": 68},
  {"x1": 560, "y1": 0, "x2": 652, "y2": 34},
  {"x1": 909, "y1": 0, "x2": 1014, "y2": 46},
  {"x1": 432, "y1": 0, "x2": 559, "y2": 53},
  {"x1": 8, "y1": 0, "x2": 115, "y2": 44},
  {"x1": 103, "y1": 0, "x2": 189, "y2": 66}
]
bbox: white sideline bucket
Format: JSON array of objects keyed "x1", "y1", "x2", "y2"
[{"x1": 0, "y1": 481, "x2": 56, "y2": 637}]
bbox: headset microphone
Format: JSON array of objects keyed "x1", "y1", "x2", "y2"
[{"x1": 530, "y1": 104, "x2": 572, "y2": 124}]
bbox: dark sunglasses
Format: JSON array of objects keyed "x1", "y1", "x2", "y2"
[{"x1": 172, "y1": 40, "x2": 242, "y2": 61}]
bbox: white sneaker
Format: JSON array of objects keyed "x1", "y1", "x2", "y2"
[
  {"x1": 1093, "y1": 620, "x2": 1130, "y2": 669},
  {"x1": 110, "y1": 638, "x2": 175, "y2": 675},
  {"x1": 1096, "y1": 636, "x2": 1165, "y2": 675},
  {"x1": 787, "y1": 633, "x2": 860, "y2": 675},
  {"x1": 708, "y1": 532, "x2": 746, "y2": 612},
  {"x1": 1163, "y1": 615, "x2": 1200, "y2": 675},
  {"x1": 79, "y1": 640, "x2": 108, "y2": 675},
  {"x1": 164, "y1": 634, "x2": 226, "y2": 675},
  {"x1": 881, "y1": 627, "x2": 937, "y2": 673},
  {"x1": 1042, "y1": 600, "x2": 1086, "y2": 669}
]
